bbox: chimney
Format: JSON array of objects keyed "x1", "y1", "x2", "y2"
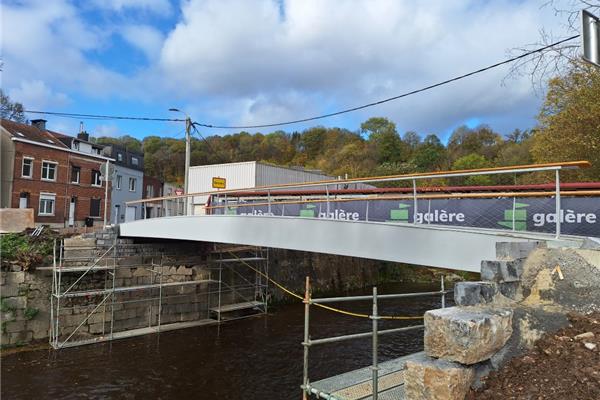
[
  {"x1": 31, "y1": 119, "x2": 47, "y2": 130},
  {"x1": 77, "y1": 131, "x2": 90, "y2": 141}
]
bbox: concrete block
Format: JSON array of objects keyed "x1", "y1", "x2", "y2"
[
  {"x1": 4, "y1": 272, "x2": 25, "y2": 285},
  {"x1": 581, "y1": 237, "x2": 600, "y2": 250},
  {"x1": 495, "y1": 241, "x2": 544, "y2": 260},
  {"x1": 177, "y1": 266, "x2": 193, "y2": 276},
  {"x1": 480, "y1": 259, "x2": 524, "y2": 283},
  {"x1": 27, "y1": 320, "x2": 50, "y2": 340},
  {"x1": 424, "y1": 306, "x2": 513, "y2": 365},
  {"x1": 116, "y1": 269, "x2": 132, "y2": 278},
  {"x1": 5, "y1": 320, "x2": 26, "y2": 333},
  {"x1": 3, "y1": 296, "x2": 27, "y2": 309},
  {"x1": 9, "y1": 331, "x2": 32, "y2": 345},
  {"x1": 453, "y1": 282, "x2": 497, "y2": 306},
  {"x1": 404, "y1": 353, "x2": 475, "y2": 400},
  {"x1": 1, "y1": 284, "x2": 21, "y2": 297}
]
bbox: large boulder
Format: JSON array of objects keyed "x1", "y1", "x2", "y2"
[
  {"x1": 424, "y1": 306, "x2": 513, "y2": 365},
  {"x1": 404, "y1": 353, "x2": 475, "y2": 400}
]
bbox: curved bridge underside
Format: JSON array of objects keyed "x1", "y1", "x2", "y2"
[{"x1": 118, "y1": 216, "x2": 581, "y2": 272}]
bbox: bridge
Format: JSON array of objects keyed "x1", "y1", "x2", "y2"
[{"x1": 121, "y1": 161, "x2": 595, "y2": 272}]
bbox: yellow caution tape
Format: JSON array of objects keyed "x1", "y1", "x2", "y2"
[{"x1": 227, "y1": 251, "x2": 423, "y2": 320}]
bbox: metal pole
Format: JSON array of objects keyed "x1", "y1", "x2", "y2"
[
  {"x1": 555, "y1": 169, "x2": 561, "y2": 238},
  {"x1": 371, "y1": 286, "x2": 379, "y2": 400},
  {"x1": 441, "y1": 275, "x2": 446, "y2": 308},
  {"x1": 50, "y1": 239, "x2": 56, "y2": 347},
  {"x1": 512, "y1": 196, "x2": 516, "y2": 231},
  {"x1": 412, "y1": 179, "x2": 418, "y2": 224},
  {"x1": 325, "y1": 184, "x2": 330, "y2": 217},
  {"x1": 365, "y1": 200, "x2": 369, "y2": 222},
  {"x1": 267, "y1": 189, "x2": 271, "y2": 214},
  {"x1": 217, "y1": 253, "x2": 223, "y2": 323},
  {"x1": 184, "y1": 117, "x2": 191, "y2": 216},
  {"x1": 55, "y1": 239, "x2": 63, "y2": 348},
  {"x1": 302, "y1": 276, "x2": 311, "y2": 400},
  {"x1": 103, "y1": 160, "x2": 109, "y2": 228},
  {"x1": 158, "y1": 255, "x2": 163, "y2": 332},
  {"x1": 110, "y1": 237, "x2": 117, "y2": 340}
]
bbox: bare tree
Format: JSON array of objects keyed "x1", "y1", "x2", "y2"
[{"x1": 505, "y1": 0, "x2": 600, "y2": 91}]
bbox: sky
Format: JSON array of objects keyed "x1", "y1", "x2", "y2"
[{"x1": 1, "y1": 0, "x2": 578, "y2": 142}]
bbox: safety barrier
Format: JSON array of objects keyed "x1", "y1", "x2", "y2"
[{"x1": 127, "y1": 161, "x2": 594, "y2": 238}]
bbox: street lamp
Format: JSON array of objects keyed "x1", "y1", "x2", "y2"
[{"x1": 169, "y1": 108, "x2": 192, "y2": 215}]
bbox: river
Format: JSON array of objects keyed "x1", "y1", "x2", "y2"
[{"x1": 1, "y1": 282, "x2": 446, "y2": 399}]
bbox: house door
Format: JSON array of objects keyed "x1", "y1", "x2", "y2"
[
  {"x1": 19, "y1": 193, "x2": 28, "y2": 208},
  {"x1": 125, "y1": 206, "x2": 136, "y2": 222},
  {"x1": 68, "y1": 198, "x2": 76, "y2": 226},
  {"x1": 114, "y1": 205, "x2": 120, "y2": 224}
]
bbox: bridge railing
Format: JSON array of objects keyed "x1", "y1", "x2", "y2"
[{"x1": 126, "y1": 161, "x2": 596, "y2": 238}]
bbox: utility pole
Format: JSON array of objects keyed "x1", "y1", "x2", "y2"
[
  {"x1": 169, "y1": 108, "x2": 192, "y2": 215},
  {"x1": 184, "y1": 116, "x2": 191, "y2": 215}
]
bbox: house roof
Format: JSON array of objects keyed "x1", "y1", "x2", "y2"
[{"x1": 1, "y1": 118, "x2": 68, "y2": 148}]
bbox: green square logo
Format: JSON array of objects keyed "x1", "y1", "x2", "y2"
[
  {"x1": 504, "y1": 209, "x2": 527, "y2": 221},
  {"x1": 390, "y1": 209, "x2": 409, "y2": 220}
]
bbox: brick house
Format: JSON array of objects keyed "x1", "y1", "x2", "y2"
[{"x1": 0, "y1": 119, "x2": 113, "y2": 228}]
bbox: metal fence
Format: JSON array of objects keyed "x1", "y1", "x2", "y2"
[{"x1": 300, "y1": 277, "x2": 450, "y2": 400}]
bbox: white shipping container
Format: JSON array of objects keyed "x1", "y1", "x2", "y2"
[{"x1": 188, "y1": 161, "x2": 372, "y2": 209}]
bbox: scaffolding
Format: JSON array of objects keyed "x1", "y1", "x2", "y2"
[{"x1": 49, "y1": 239, "x2": 269, "y2": 349}]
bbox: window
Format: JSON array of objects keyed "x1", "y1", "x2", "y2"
[
  {"x1": 146, "y1": 184, "x2": 154, "y2": 198},
  {"x1": 116, "y1": 175, "x2": 122, "y2": 190},
  {"x1": 73, "y1": 141, "x2": 80, "y2": 150},
  {"x1": 71, "y1": 166, "x2": 80, "y2": 184},
  {"x1": 21, "y1": 157, "x2": 33, "y2": 178},
  {"x1": 117, "y1": 153, "x2": 123, "y2": 162},
  {"x1": 90, "y1": 198, "x2": 101, "y2": 217},
  {"x1": 129, "y1": 177, "x2": 136, "y2": 192},
  {"x1": 91, "y1": 170, "x2": 101, "y2": 186},
  {"x1": 39, "y1": 193, "x2": 56, "y2": 216},
  {"x1": 41, "y1": 161, "x2": 57, "y2": 181},
  {"x1": 131, "y1": 156, "x2": 139, "y2": 166}
]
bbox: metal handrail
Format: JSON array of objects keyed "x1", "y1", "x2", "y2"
[
  {"x1": 301, "y1": 276, "x2": 447, "y2": 400},
  {"x1": 126, "y1": 161, "x2": 591, "y2": 239},
  {"x1": 126, "y1": 161, "x2": 590, "y2": 205}
]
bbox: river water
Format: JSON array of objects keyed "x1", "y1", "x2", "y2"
[{"x1": 1, "y1": 282, "x2": 445, "y2": 399}]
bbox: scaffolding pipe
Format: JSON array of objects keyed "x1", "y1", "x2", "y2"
[
  {"x1": 307, "y1": 325, "x2": 424, "y2": 346},
  {"x1": 312, "y1": 290, "x2": 453, "y2": 304},
  {"x1": 302, "y1": 276, "x2": 311, "y2": 400},
  {"x1": 371, "y1": 286, "x2": 379, "y2": 400}
]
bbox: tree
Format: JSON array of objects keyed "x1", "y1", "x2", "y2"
[
  {"x1": 505, "y1": 1, "x2": 600, "y2": 90},
  {"x1": 531, "y1": 63, "x2": 600, "y2": 180},
  {"x1": 452, "y1": 153, "x2": 492, "y2": 185},
  {"x1": 447, "y1": 124, "x2": 502, "y2": 163},
  {"x1": 361, "y1": 117, "x2": 407, "y2": 164},
  {"x1": 1, "y1": 89, "x2": 26, "y2": 123},
  {"x1": 411, "y1": 134, "x2": 447, "y2": 171}
]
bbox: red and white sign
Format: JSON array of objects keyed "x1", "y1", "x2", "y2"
[{"x1": 175, "y1": 188, "x2": 184, "y2": 196}]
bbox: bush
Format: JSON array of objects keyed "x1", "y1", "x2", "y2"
[{"x1": 0, "y1": 230, "x2": 58, "y2": 270}]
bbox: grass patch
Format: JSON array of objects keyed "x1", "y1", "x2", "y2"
[{"x1": 0, "y1": 230, "x2": 59, "y2": 270}]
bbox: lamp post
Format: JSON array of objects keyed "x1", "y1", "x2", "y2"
[{"x1": 169, "y1": 108, "x2": 191, "y2": 215}]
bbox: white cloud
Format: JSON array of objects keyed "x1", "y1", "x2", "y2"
[
  {"x1": 8, "y1": 80, "x2": 70, "y2": 110},
  {"x1": 160, "y1": 0, "x2": 573, "y2": 134},
  {"x1": 91, "y1": 0, "x2": 171, "y2": 15},
  {"x1": 120, "y1": 25, "x2": 164, "y2": 61},
  {"x1": 2, "y1": 0, "x2": 128, "y2": 98},
  {"x1": 93, "y1": 124, "x2": 122, "y2": 137}
]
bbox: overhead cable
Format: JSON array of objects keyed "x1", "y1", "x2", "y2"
[{"x1": 193, "y1": 34, "x2": 580, "y2": 129}]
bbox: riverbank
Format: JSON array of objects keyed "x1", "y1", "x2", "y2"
[{"x1": 467, "y1": 312, "x2": 600, "y2": 399}]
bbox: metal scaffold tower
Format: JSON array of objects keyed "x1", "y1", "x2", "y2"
[
  {"x1": 208, "y1": 245, "x2": 269, "y2": 322},
  {"x1": 49, "y1": 239, "x2": 269, "y2": 349}
]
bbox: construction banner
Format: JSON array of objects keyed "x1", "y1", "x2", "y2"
[{"x1": 214, "y1": 196, "x2": 600, "y2": 237}]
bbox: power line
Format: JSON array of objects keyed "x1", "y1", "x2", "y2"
[
  {"x1": 190, "y1": 122, "x2": 225, "y2": 161},
  {"x1": 24, "y1": 110, "x2": 186, "y2": 122},
  {"x1": 193, "y1": 34, "x2": 580, "y2": 130}
]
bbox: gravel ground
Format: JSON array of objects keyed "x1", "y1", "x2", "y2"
[{"x1": 466, "y1": 312, "x2": 600, "y2": 400}]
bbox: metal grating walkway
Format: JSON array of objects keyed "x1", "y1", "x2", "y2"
[
  {"x1": 210, "y1": 300, "x2": 265, "y2": 313},
  {"x1": 308, "y1": 352, "x2": 424, "y2": 400}
]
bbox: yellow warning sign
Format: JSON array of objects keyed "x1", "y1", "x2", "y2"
[{"x1": 212, "y1": 177, "x2": 226, "y2": 189}]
